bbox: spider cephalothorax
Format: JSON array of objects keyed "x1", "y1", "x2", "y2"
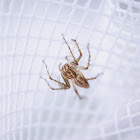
[{"x1": 41, "y1": 34, "x2": 101, "y2": 99}]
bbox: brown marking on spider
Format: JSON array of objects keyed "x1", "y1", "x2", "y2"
[{"x1": 40, "y1": 34, "x2": 102, "y2": 100}]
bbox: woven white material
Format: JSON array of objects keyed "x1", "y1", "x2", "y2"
[{"x1": 0, "y1": 0, "x2": 140, "y2": 139}]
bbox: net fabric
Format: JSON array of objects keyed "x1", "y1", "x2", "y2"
[{"x1": 0, "y1": 0, "x2": 140, "y2": 140}]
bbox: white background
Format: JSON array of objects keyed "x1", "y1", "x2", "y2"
[{"x1": 0, "y1": 0, "x2": 140, "y2": 139}]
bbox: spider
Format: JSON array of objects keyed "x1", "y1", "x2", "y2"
[{"x1": 40, "y1": 34, "x2": 101, "y2": 99}]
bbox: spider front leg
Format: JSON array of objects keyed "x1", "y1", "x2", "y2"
[
  {"x1": 71, "y1": 39, "x2": 82, "y2": 63},
  {"x1": 76, "y1": 44, "x2": 91, "y2": 70},
  {"x1": 62, "y1": 34, "x2": 78, "y2": 65}
]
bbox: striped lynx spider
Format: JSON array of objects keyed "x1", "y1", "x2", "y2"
[{"x1": 41, "y1": 34, "x2": 101, "y2": 99}]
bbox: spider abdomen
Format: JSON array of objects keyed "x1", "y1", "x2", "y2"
[
  {"x1": 74, "y1": 75, "x2": 89, "y2": 88},
  {"x1": 62, "y1": 64, "x2": 76, "y2": 79}
]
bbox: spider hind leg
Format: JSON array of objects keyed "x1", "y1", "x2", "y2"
[
  {"x1": 86, "y1": 72, "x2": 103, "y2": 81},
  {"x1": 41, "y1": 60, "x2": 70, "y2": 90},
  {"x1": 40, "y1": 76, "x2": 70, "y2": 90},
  {"x1": 71, "y1": 79, "x2": 83, "y2": 100}
]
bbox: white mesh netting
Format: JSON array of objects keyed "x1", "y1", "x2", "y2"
[{"x1": 0, "y1": 0, "x2": 140, "y2": 139}]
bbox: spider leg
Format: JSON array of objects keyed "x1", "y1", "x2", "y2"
[
  {"x1": 42, "y1": 60, "x2": 66, "y2": 86},
  {"x1": 71, "y1": 79, "x2": 82, "y2": 100},
  {"x1": 62, "y1": 34, "x2": 78, "y2": 65},
  {"x1": 59, "y1": 63, "x2": 62, "y2": 71},
  {"x1": 71, "y1": 39, "x2": 82, "y2": 62},
  {"x1": 65, "y1": 56, "x2": 69, "y2": 63},
  {"x1": 76, "y1": 44, "x2": 91, "y2": 70},
  {"x1": 40, "y1": 76, "x2": 70, "y2": 90},
  {"x1": 86, "y1": 73, "x2": 103, "y2": 81}
]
